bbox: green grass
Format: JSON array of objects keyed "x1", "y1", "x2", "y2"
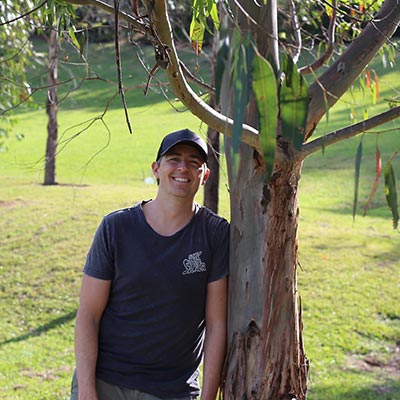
[{"x1": 1, "y1": 38, "x2": 400, "y2": 399}]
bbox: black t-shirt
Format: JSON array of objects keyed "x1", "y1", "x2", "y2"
[{"x1": 83, "y1": 202, "x2": 229, "y2": 398}]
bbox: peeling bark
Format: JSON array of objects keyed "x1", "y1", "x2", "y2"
[{"x1": 224, "y1": 142, "x2": 308, "y2": 398}]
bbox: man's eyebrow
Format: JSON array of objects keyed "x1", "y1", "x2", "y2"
[{"x1": 166, "y1": 150, "x2": 203, "y2": 161}]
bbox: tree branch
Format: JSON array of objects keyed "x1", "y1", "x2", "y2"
[
  {"x1": 65, "y1": 0, "x2": 153, "y2": 36},
  {"x1": 0, "y1": 1, "x2": 48, "y2": 26},
  {"x1": 306, "y1": 0, "x2": 400, "y2": 138},
  {"x1": 148, "y1": 0, "x2": 260, "y2": 150},
  {"x1": 179, "y1": 61, "x2": 215, "y2": 93},
  {"x1": 113, "y1": 0, "x2": 132, "y2": 133},
  {"x1": 289, "y1": 0, "x2": 301, "y2": 64},
  {"x1": 299, "y1": 0, "x2": 337, "y2": 75},
  {"x1": 298, "y1": 106, "x2": 400, "y2": 160}
]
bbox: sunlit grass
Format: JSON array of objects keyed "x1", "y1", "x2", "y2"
[{"x1": 1, "y1": 39, "x2": 399, "y2": 399}]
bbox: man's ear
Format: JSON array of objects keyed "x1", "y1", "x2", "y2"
[
  {"x1": 201, "y1": 167, "x2": 211, "y2": 185},
  {"x1": 151, "y1": 161, "x2": 160, "y2": 179}
]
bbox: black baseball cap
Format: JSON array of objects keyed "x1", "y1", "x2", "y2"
[{"x1": 156, "y1": 129, "x2": 208, "y2": 162}]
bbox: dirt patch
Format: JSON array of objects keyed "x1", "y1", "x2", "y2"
[
  {"x1": 0, "y1": 199, "x2": 27, "y2": 208},
  {"x1": 346, "y1": 342, "x2": 400, "y2": 391}
]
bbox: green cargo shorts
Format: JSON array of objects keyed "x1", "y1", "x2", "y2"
[{"x1": 70, "y1": 370, "x2": 197, "y2": 400}]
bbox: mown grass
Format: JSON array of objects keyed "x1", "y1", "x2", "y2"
[{"x1": 1, "y1": 38, "x2": 399, "y2": 399}]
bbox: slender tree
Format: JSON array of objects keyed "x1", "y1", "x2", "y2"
[{"x1": 44, "y1": 28, "x2": 59, "y2": 185}]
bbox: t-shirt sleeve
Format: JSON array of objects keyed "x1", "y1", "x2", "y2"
[
  {"x1": 208, "y1": 218, "x2": 230, "y2": 283},
  {"x1": 83, "y1": 217, "x2": 114, "y2": 280}
]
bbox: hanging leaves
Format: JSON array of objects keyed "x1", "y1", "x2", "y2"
[
  {"x1": 190, "y1": 0, "x2": 219, "y2": 54},
  {"x1": 374, "y1": 70, "x2": 380, "y2": 102},
  {"x1": 364, "y1": 69, "x2": 381, "y2": 105},
  {"x1": 365, "y1": 70, "x2": 371, "y2": 88},
  {"x1": 353, "y1": 135, "x2": 364, "y2": 222},
  {"x1": 384, "y1": 153, "x2": 399, "y2": 229},
  {"x1": 42, "y1": 0, "x2": 76, "y2": 30},
  {"x1": 252, "y1": 52, "x2": 277, "y2": 181},
  {"x1": 189, "y1": 16, "x2": 205, "y2": 54},
  {"x1": 230, "y1": 29, "x2": 254, "y2": 178},
  {"x1": 363, "y1": 140, "x2": 382, "y2": 216},
  {"x1": 215, "y1": 31, "x2": 229, "y2": 105},
  {"x1": 279, "y1": 54, "x2": 309, "y2": 150}
]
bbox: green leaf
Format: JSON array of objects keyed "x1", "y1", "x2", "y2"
[
  {"x1": 384, "y1": 156, "x2": 399, "y2": 229},
  {"x1": 190, "y1": 0, "x2": 219, "y2": 53},
  {"x1": 215, "y1": 34, "x2": 229, "y2": 105},
  {"x1": 353, "y1": 135, "x2": 363, "y2": 223},
  {"x1": 279, "y1": 54, "x2": 309, "y2": 150},
  {"x1": 363, "y1": 140, "x2": 382, "y2": 216},
  {"x1": 230, "y1": 30, "x2": 254, "y2": 178},
  {"x1": 78, "y1": 31, "x2": 86, "y2": 56},
  {"x1": 189, "y1": 16, "x2": 205, "y2": 54},
  {"x1": 209, "y1": 2, "x2": 220, "y2": 30},
  {"x1": 252, "y1": 52, "x2": 277, "y2": 181},
  {"x1": 69, "y1": 26, "x2": 80, "y2": 51}
]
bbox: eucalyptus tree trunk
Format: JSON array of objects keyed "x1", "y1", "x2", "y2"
[
  {"x1": 224, "y1": 142, "x2": 307, "y2": 399},
  {"x1": 222, "y1": 98, "x2": 308, "y2": 399},
  {"x1": 44, "y1": 29, "x2": 58, "y2": 186},
  {"x1": 222, "y1": 0, "x2": 308, "y2": 398}
]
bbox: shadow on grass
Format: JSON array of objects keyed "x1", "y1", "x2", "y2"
[
  {"x1": 304, "y1": 203, "x2": 394, "y2": 224},
  {"x1": 308, "y1": 378, "x2": 400, "y2": 400},
  {"x1": 0, "y1": 310, "x2": 76, "y2": 348}
]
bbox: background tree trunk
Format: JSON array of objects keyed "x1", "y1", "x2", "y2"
[
  {"x1": 204, "y1": 25, "x2": 220, "y2": 213},
  {"x1": 44, "y1": 29, "x2": 58, "y2": 186},
  {"x1": 204, "y1": 122, "x2": 220, "y2": 213}
]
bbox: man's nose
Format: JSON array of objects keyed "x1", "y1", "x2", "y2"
[{"x1": 176, "y1": 160, "x2": 189, "y2": 170}]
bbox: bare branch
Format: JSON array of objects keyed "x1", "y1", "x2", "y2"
[
  {"x1": 231, "y1": 0, "x2": 259, "y2": 27},
  {"x1": 289, "y1": 0, "x2": 301, "y2": 64},
  {"x1": 113, "y1": 0, "x2": 132, "y2": 133},
  {"x1": 0, "y1": 0, "x2": 48, "y2": 26},
  {"x1": 179, "y1": 61, "x2": 215, "y2": 93},
  {"x1": 0, "y1": 37, "x2": 32, "y2": 63},
  {"x1": 298, "y1": 106, "x2": 400, "y2": 160},
  {"x1": 299, "y1": 0, "x2": 337, "y2": 75},
  {"x1": 65, "y1": 0, "x2": 152, "y2": 36},
  {"x1": 306, "y1": 0, "x2": 400, "y2": 137}
]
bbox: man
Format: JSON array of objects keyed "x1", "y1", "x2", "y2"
[{"x1": 71, "y1": 129, "x2": 229, "y2": 400}]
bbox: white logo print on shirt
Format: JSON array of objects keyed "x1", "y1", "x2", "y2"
[{"x1": 182, "y1": 251, "x2": 206, "y2": 275}]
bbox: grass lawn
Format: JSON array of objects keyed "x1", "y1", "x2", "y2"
[{"x1": 0, "y1": 38, "x2": 399, "y2": 399}]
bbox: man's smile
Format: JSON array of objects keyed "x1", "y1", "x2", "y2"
[{"x1": 172, "y1": 177, "x2": 190, "y2": 182}]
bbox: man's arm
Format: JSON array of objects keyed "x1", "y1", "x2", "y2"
[
  {"x1": 74, "y1": 274, "x2": 111, "y2": 400},
  {"x1": 201, "y1": 276, "x2": 228, "y2": 400}
]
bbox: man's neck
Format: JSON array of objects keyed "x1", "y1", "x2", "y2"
[{"x1": 142, "y1": 196, "x2": 197, "y2": 237}]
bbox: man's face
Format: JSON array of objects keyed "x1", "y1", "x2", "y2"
[{"x1": 152, "y1": 144, "x2": 209, "y2": 200}]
